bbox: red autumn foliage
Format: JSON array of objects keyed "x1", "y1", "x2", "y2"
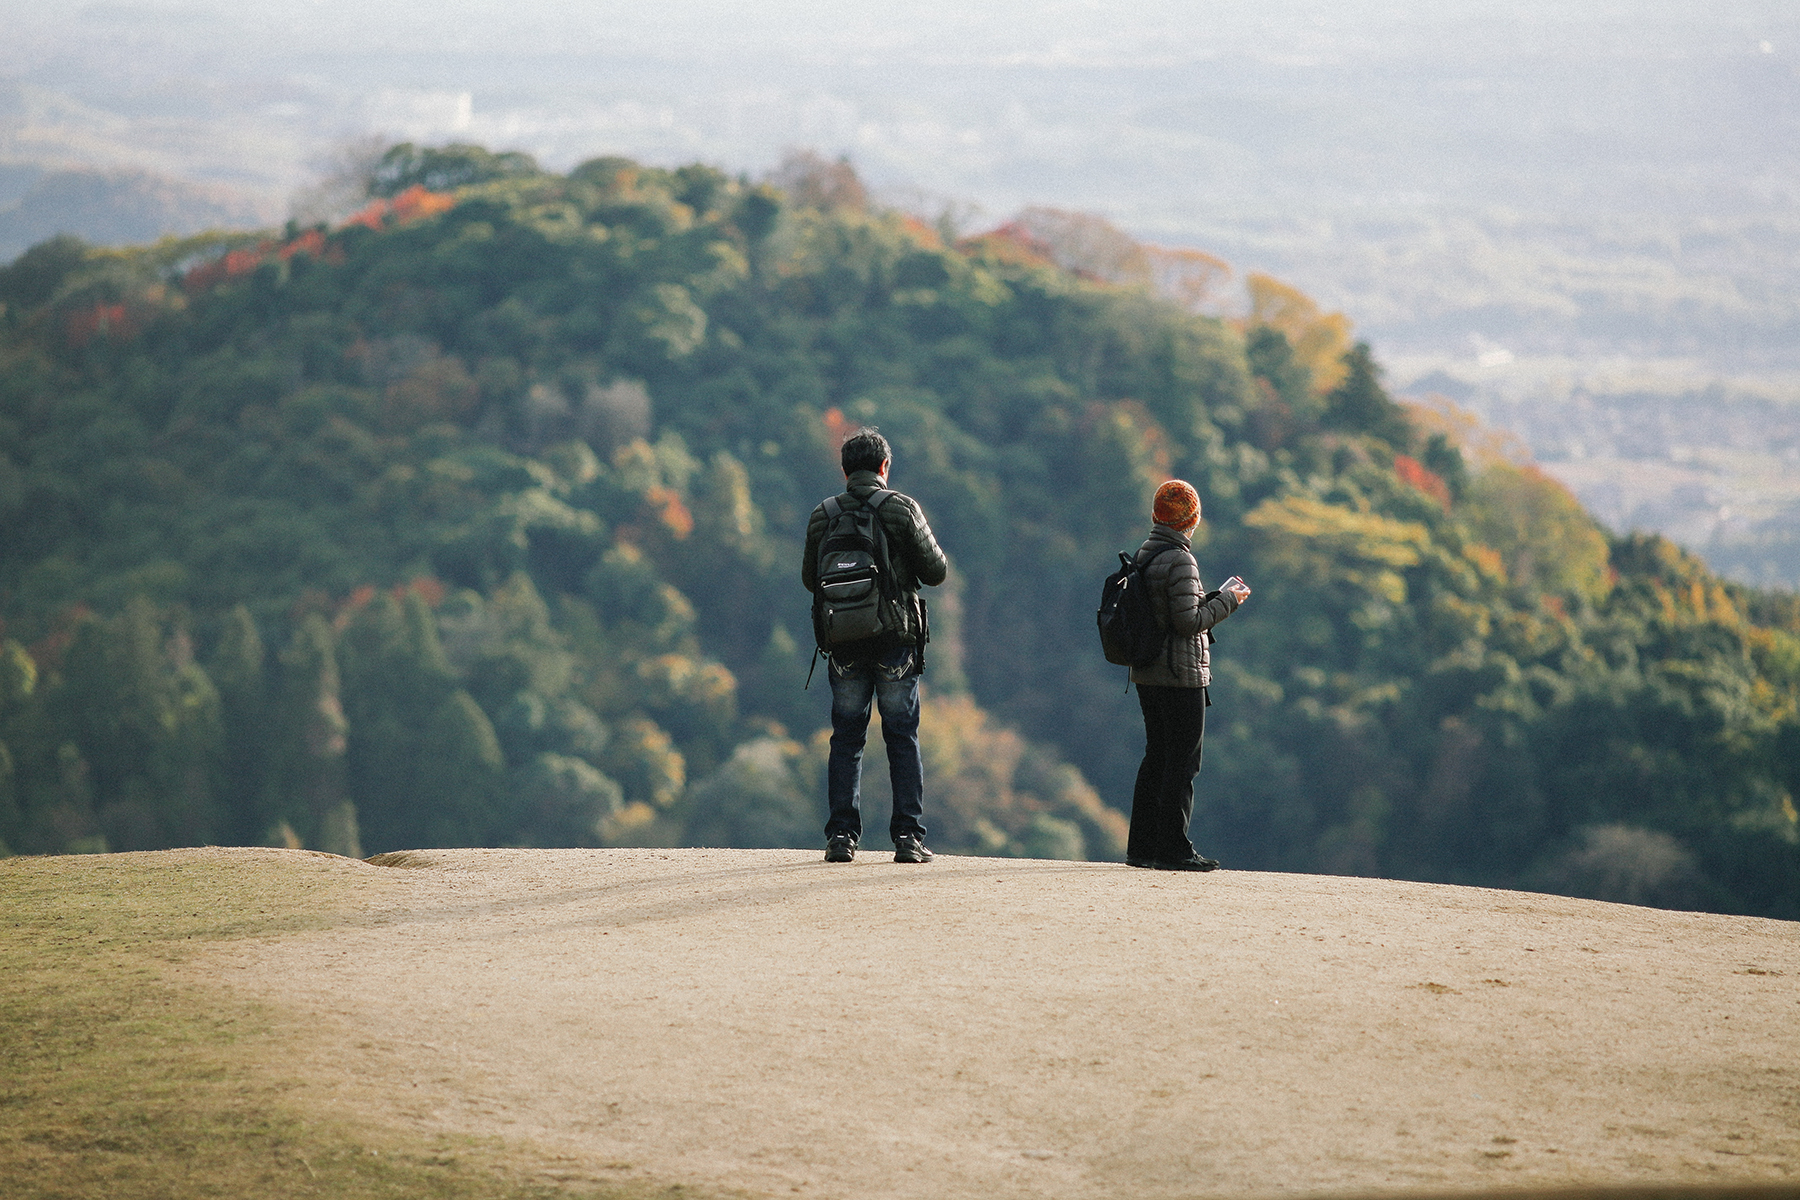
[
  {"x1": 182, "y1": 191, "x2": 450, "y2": 296},
  {"x1": 64, "y1": 302, "x2": 138, "y2": 348},
  {"x1": 643, "y1": 485, "x2": 695, "y2": 539},
  {"x1": 403, "y1": 575, "x2": 447, "y2": 607},
  {"x1": 822, "y1": 406, "x2": 854, "y2": 448},
  {"x1": 957, "y1": 223, "x2": 1058, "y2": 270},
  {"x1": 899, "y1": 215, "x2": 943, "y2": 250},
  {"x1": 342, "y1": 185, "x2": 456, "y2": 233},
  {"x1": 278, "y1": 229, "x2": 327, "y2": 260},
  {"x1": 390, "y1": 185, "x2": 457, "y2": 223},
  {"x1": 343, "y1": 198, "x2": 389, "y2": 231},
  {"x1": 184, "y1": 239, "x2": 278, "y2": 292},
  {"x1": 224, "y1": 247, "x2": 265, "y2": 276},
  {"x1": 334, "y1": 584, "x2": 380, "y2": 630},
  {"x1": 181, "y1": 258, "x2": 228, "y2": 292},
  {"x1": 331, "y1": 577, "x2": 446, "y2": 630},
  {"x1": 1394, "y1": 453, "x2": 1451, "y2": 508}
]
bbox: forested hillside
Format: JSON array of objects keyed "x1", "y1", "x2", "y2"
[{"x1": 2, "y1": 144, "x2": 1796, "y2": 917}]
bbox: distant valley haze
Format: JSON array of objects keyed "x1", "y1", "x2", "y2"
[{"x1": 5, "y1": 0, "x2": 1799, "y2": 582}]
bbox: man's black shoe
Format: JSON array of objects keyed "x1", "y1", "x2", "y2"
[
  {"x1": 1156, "y1": 855, "x2": 1221, "y2": 872},
  {"x1": 1126, "y1": 857, "x2": 1156, "y2": 869},
  {"x1": 894, "y1": 834, "x2": 934, "y2": 863},
  {"x1": 825, "y1": 834, "x2": 857, "y2": 863}
]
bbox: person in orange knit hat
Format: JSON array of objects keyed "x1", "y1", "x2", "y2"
[{"x1": 1127, "y1": 480, "x2": 1250, "y2": 870}]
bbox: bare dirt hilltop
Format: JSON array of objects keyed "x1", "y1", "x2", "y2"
[{"x1": 195, "y1": 847, "x2": 1798, "y2": 1199}]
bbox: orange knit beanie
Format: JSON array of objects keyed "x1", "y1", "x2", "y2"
[{"x1": 1152, "y1": 479, "x2": 1201, "y2": 530}]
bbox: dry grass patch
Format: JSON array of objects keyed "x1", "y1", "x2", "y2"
[{"x1": 0, "y1": 847, "x2": 715, "y2": 1200}]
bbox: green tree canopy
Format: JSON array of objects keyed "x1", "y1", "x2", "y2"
[{"x1": 0, "y1": 147, "x2": 1793, "y2": 917}]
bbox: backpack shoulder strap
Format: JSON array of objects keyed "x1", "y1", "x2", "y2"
[
  {"x1": 863, "y1": 490, "x2": 899, "y2": 598},
  {"x1": 822, "y1": 496, "x2": 844, "y2": 521}
]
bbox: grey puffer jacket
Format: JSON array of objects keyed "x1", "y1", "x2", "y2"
[
  {"x1": 1128, "y1": 523, "x2": 1240, "y2": 689},
  {"x1": 802, "y1": 470, "x2": 949, "y2": 648}
]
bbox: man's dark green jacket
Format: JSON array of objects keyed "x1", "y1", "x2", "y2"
[{"x1": 802, "y1": 469, "x2": 949, "y2": 648}]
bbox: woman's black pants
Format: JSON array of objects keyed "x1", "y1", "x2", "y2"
[{"x1": 1128, "y1": 684, "x2": 1207, "y2": 864}]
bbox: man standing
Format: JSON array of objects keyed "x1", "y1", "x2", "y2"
[
  {"x1": 803, "y1": 429, "x2": 948, "y2": 864},
  {"x1": 1128, "y1": 479, "x2": 1250, "y2": 871}
]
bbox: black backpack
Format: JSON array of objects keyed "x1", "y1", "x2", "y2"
[
  {"x1": 1097, "y1": 546, "x2": 1179, "y2": 668},
  {"x1": 812, "y1": 490, "x2": 899, "y2": 651}
]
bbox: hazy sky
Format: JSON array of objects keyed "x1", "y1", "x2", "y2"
[
  {"x1": 8, "y1": 0, "x2": 1789, "y2": 59},
  {"x1": 3, "y1": 0, "x2": 1797, "y2": 368},
  {"x1": 6, "y1": 0, "x2": 1792, "y2": 207}
]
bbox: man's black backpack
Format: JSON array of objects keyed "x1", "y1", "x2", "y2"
[
  {"x1": 1096, "y1": 546, "x2": 1178, "y2": 668},
  {"x1": 812, "y1": 490, "x2": 899, "y2": 650}
]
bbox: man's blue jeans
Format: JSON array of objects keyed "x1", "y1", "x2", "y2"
[{"x1": 826, "y1": 645, "x2": 924, "y2": 846}]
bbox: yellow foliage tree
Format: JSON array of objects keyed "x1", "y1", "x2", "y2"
[
  {"x1": 1244, "y1": 494, "x2": 1431, "y2": 604},
  {"x1": 1404, "y1": 398, "x2": 1612, "y2": 604},
  {"x1": 1245, "y1": 273, "x2": 1352, "y2": 393},
  {"x1": 860, "y1": 692, "x2": 1128, "y2": 860},
  {"x1": 1143, "y1": 244, "x2": 1233, "y2": 312},
  {"x1": 1464, "y1": 462, "x2": 1613, "y2": 604}
]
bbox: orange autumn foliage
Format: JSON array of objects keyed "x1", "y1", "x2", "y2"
[
  {"x1": 957, "y1": 224, "x2": 1058, "y2": 271},
  {"x1": 342, "y1": 200, "x2": 388, "y2": 231},
  {"x1": 278, "y1": 229, "x2": 327, "y2": 260},
  {"x1": 1394, "y1": 454, "x2": 1451, "y2": 508},
  {"x1": 344, "y1": 185, "x2": 457, "y2": 231},
  {"x1": 898, "y1": 215, "x2": 944, "y2": 250},
  {"x1": 822, "y1": 406, "x2": 855, "y2": 447},
  {"x1": 644, "y1": 485, "x2": 695, "y2": 539},
  {"x1": 390, "y1": 185, "x2": 458, "y2": 223},
  {"x1": 184, "y1": 228, "x2": 334, "y2": 293}
]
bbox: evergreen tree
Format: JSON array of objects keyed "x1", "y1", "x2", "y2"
[
  {"x1": 0, "y1": 639, "x2": 39, "y2": 853},
  {"x1": 1323, "y1": 341, "x2": 1412, "y2": 447},
  {"x1": 208, "y1": 605, "x2": 270, "y2": 844},
  {"x1": 1245, "y1": 326, "x2": 1316, "y2": 415},
  {"x1": 1421, "y1": 432, "x2": 1470, "y2": 501},
  {"x1": 267, "y1": 612, "x2": 351, "y2": 852},
  {"x1": 415, "y1": 690, "x2": 505, "y2": 847},
  {"x1": 0, "y1": 234, "x2": 88, "y2": 309},
  {"x1": 367, "y1": 143, "x2": 541, "y2": 198},
  {"x1": 49, "y1": 601, "x2": 224, "y2": 850}
]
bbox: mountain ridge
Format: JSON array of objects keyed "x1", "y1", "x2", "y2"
[{"x1": 1, "y1": 149, "x2": 1796, "y2": 919}]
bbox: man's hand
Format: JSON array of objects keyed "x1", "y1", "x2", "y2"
[{"x1": 1223, "y1": 576, "x2": 1251, "y2": 603}]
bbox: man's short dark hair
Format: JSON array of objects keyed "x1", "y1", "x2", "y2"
[{"x1": 841, "y1": 428, "x2": 891, "y2": 475}]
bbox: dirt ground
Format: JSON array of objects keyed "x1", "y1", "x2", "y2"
[{"x1": 191, "y1": 847, "x2": 1800, "y2": 1199}]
